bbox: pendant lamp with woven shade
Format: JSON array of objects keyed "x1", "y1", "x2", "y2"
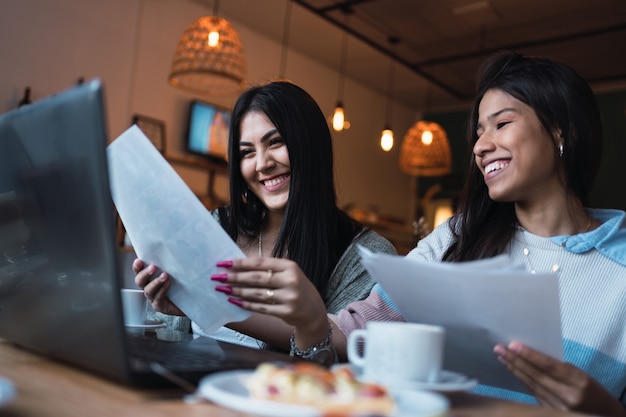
[
  {"x1": 399, "y1": 120, "x2": 452, "y2": 176},
  {"x1": 168, "y1": 14, "x2": 246, "y2": 97},
  {"x1": 399, "y1": 120, "x2": 452, "y2": 231}
]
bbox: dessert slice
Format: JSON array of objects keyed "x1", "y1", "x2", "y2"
[{"x1": 248, "y1": 362, "x2": 395, "y2": 416}]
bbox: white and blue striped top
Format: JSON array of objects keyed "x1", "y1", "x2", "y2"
[{"x1": 406, "y1": 208, "x2": 626, "y2": 405}]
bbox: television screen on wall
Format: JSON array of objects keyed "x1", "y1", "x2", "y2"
[{"x1": 186, "y1": 100, "x2": 230, "y2": 164}]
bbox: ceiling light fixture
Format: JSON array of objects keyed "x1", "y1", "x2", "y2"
[
  {"x1": 330, "y1": 9, "x2": 351, "y2": 132},
  {"x1": 380, "y1": 36, "x2": 399, "y2": 152},
  {"x1": 399, "y1": 120, "x2": 452, "y2": 224},
  {"x1": 399, "y1": 120, "x2": 452, "y2": 177},
  {"x1": 168, "y1": 0, "x2": 246, "y2": 97}
]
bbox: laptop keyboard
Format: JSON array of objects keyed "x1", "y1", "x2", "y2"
[{"x1": 126, "y1": 335, "x2": 254, "y2": 373}]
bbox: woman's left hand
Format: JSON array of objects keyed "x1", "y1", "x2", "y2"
[{"x1": 495, "y1": 341, "x2": 626, "y2": 416}]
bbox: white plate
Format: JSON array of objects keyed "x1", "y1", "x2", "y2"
[
  {"x1": 125, "y1": 320, "x2": 167, "y2": 329},
  {"x1": 198, "y1": 369, "x2": 448, "y2": 417},
  {"x1": 0, "y1": 376, "x2": 16, "y2": 408},
  {"x1": 333, "y1": 364, "x2": 478, "y2": 393}
]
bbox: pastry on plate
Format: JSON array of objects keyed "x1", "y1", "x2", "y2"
[{"x1": 247, "y1": 362, "x2": 395, "y2": 416}]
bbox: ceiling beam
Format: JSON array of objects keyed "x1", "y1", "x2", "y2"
[
  {"x1": 292, "y1": 0, "x2": 468, "y2": 99},
  {"x1": 317, "y1": 0, "x2": 375, "y2": 14},
  {"x1": 292, "y1": 1, "x2": 626, "y2": 102},
  {"x1": 415, "y1": 22, "x2": 626, "y2": 67}
]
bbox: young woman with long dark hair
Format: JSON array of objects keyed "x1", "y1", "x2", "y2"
[{"x1": 134, "y1": 81, "x2": 396, "y2": 351}]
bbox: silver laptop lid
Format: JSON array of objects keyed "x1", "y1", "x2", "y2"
[{"x1": 0, "y1": 80, "x2": 130, "y2": 381}]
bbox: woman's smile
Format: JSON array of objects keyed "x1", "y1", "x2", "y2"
[{"x1": 261, "y1": 173, "x2": 290, "y2": 191}]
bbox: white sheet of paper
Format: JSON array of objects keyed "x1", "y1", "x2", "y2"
[
  {"x1": 358, "y1": 246, "x2": 563, "y2": 394},
  {"x1": 107, "y1": 125, "x2": 250, "y2": 334}
]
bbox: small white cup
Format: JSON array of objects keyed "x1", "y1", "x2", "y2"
[
  {"x1": 120, "y1": 289, "x2": 148, "y2": 327},
  {"x1": 347, "y1": 321, "x2": 445, "y2": 384}
]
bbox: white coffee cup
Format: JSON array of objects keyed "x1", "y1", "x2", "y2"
[
  {"x1": 120, "y1": 289, "x2": 148, "y2": 327},
  {"x1": 347, "y1": 321, "x2": 445, "y2": 384}
]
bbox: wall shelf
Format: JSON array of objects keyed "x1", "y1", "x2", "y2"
[{"x1": 166, "y1": 154, "x2": 229, "y2": 209}]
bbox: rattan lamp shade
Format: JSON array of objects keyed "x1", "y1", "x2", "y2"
[
  {"x1": 168, "y1": 16, "x2": 246, "y2": 96},
  {"x1": 399, "y1": 120, "x2": 452, "y2": 177}
]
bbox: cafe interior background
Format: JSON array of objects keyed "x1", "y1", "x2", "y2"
[{"x1": 2, "y1": 0, "x2": 626, "y2": 255}]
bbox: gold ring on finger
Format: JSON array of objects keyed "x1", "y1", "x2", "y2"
[{"x1": 266, "y1": 289, "x2": 275, "y2": 304}]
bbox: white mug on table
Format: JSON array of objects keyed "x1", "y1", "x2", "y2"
[
  {"x1": 347, "y1": 321, "x2": 445, "y2": 384},
  {"x1": 120, "y1": 288, "x2": 148, "y2": 327}
]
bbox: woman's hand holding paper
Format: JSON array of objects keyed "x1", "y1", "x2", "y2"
[
  {"x1": 133, "y1": 259, "x2": 185, "y2": 316},
  {"x1": 494, "y1": 341, "x2": 626, "y2": 416}
]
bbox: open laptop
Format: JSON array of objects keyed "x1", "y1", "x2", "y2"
[{"x1": 0, "y1": 80, "x2": 295, "y2": 388}]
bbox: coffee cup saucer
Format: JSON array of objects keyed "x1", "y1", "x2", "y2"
[
  {"x1": 332, "y1": 364, "x2": 478, "y2": 392},
  {"x1": 125, "y1": 320, "x2": 167, "y2": 330}
]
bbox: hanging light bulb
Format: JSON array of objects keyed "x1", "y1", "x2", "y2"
[
  {"x1": 329, "y1": 10, "x2": 351, "y2": 133},
  {"x1": 208, "y1": 27, "x2": 220, "y2": 47},
  {"x1": 380, "y1": 127, "x2": 394, "y2": 152},
  {"x1": 208, "y1": 1, "x2": 221, "y2": 48},
  {"x1": 421, "y1": 130, "x2": 433, "y2": 145},
  {"x1": 380, "y1": 36, "x2": 399, "y2": 151},
  {"x1": 332, "y1": 102, "x2": 345, "y2": 131}
]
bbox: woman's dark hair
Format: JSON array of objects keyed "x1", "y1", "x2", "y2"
[
  {"x1": 443, "y1": 51, "x2": 603, "y2": 261},
  {"x1": 220, "y1": 80, "x2": 361, "y2": 299}
]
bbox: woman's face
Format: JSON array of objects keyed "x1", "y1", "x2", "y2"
[
  {"x1": 239, "y1": 111, "x2": 291, "y2": 213},
  {"x1": 473, "y1": 89, "x2": 562, "y2": 204}
]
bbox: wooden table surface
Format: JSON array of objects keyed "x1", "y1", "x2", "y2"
[{"x1": 0, "y1": 339, "x2": 590, "y2": 417}]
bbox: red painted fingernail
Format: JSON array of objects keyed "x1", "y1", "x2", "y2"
[
  {"x1": 214, "y1": 285, "x2": 232, "y2": 294},
  {"x1": 211, "y1": 273, "x2": 229, "y2": 282},
  {"x1": 216, "y1": 260, "x2": 233, "y2": 268},
  {"x1": 228, "y1": 297, "x2": 243, "y2": 307}
]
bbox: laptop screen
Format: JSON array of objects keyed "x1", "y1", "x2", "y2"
[
  {"x1": 0, "y1": 80, "x2": 130, "y2": 380},
  {"x1": 0, "y1": 80, "x2": 303, "y2": 389}
]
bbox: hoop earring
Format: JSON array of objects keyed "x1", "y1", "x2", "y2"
[
  {"x1": 559, "y1": 143, "x2": 564, "y2": 158},
  {"x1": 241, "y1": 188, "x2": 249, "y2": 204}
]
